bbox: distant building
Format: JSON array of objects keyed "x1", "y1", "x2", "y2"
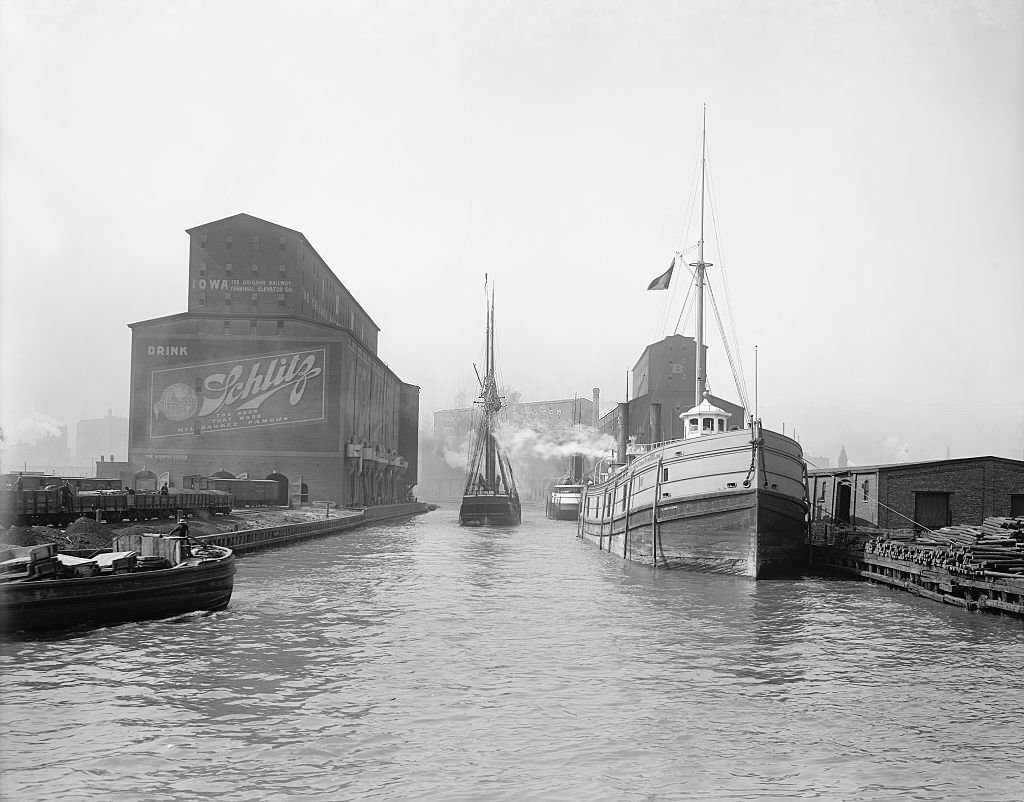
[
  {"x1": 804, "y1": 454, "x2": 831, "y2": 470},
  {"x1": 76, "y1": 410, "x2": 128, "y2": 463},
  {"x1": 808, "y1": 456, "x2": 1024, "y2": 530},
  {"x1": 126, "y1": 213, "x2": 419, "y2": 505},
  {"x1": 2, "y1": 426, "x2": 80, "y2": 475}
]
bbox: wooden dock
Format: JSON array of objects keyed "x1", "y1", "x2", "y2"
[{"x1": 810, "y1": 516, "x2": 1024, "y2": 620}]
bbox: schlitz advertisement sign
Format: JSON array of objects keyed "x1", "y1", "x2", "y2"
[{"x1": 150, "y1": 349, "x2": 326, "y2": 438}]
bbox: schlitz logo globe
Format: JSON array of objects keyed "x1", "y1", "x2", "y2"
[
  {"x1": 151, "y1": 350, "x2": 325, "y2": 435},
  {"x1": 153, "y1": 383, "x2": 200, "y2": 422}
]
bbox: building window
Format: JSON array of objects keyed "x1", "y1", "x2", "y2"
[
  {"x1": 279, "y1": 236, "x2": 286, "y2": 250},
  {"x1": 225, "y1": 263, "x2": 233, "y2": 275},
  {"x1": 252, "y1": 235, "x2": 260, "y2": 250},
  {"x1": 250, "y1": 292, "x2": 258, "y2": 302},
  {"x1": 250, "y1": 320, "x2": 257, "y2": 334},
  {"x1": 278, "y1": 294, "x2": 286, "y2": 308},
  {"x1": 251, "y1": 263, "x2": 259, "y2": 275},
  {"x1": 663, "y1": 468, "x2": 669, "y2": 482},
  {"x1": 276, "y1": 320, "x2": 284, "y2": 334},
  {"x1": 278, "y1": 264, "x2": 286, "y2": 274},
  {"x1": 862, "y1": 480, "x2": 870, "y2": 501},
  {"x1": 223, "y1": 320, "x2": 231, "y2": 334},
  {"x1": 200, "y1": 234, "x2": 207, "y2": 248},
  {"x1": 224, "y1": 293, "x2": 232, "y2": 307},
  {"x1": 199, "y1": 261, "x2": 207, "y2": 276},
  {"x1": 226, "y1": 235, "x2": 233, "y2": 249},
  {"x1": 199, "y1": 293, "x2": 206, "y2": 307}
]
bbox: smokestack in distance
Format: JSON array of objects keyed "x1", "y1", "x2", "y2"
[{"x1": 592, "y1": 388, "x2": 600, "y2": 428}]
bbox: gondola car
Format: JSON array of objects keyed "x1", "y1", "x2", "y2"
[{"x1": 0, "y1": 487, "x2": 234, "y2": 527}]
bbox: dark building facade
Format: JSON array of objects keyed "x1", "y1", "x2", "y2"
[
  {"x1": 808, "y1": 457, "x2": 1024, "y2": 530},
  {"x1": 127, "y1": 213, "x2": 418, "y2": 506}
]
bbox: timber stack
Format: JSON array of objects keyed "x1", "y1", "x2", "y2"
[{"x1": 812, "y1": 516, "x2": 1024, "y2": 620}]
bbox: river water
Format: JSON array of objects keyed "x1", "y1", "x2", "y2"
[{"x1": 2, "y1": 504, "x2": 1023, "y2": 801}]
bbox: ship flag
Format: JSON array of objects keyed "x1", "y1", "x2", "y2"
[{"x1": 646, "y1": 257, "x2": 675, "y2": 291}]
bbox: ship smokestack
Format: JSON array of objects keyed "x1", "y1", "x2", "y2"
[
  {"x1": 592, "y1": 388, "x2": 600, "y2": 427},
  {"x1": 616, "y1": 402, "x2": 629, "y2": 464},
  {"x1": 650, "y1": 403, "x2": 662, "y2": 444}
]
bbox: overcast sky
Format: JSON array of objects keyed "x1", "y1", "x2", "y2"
[{"x1": 2, "y1": 0, "x2": 1022, "y2": 466}]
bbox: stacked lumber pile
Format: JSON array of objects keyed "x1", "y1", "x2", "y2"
[{"x1": 866, "y1": 516, "x2": 1024, "y2": 577}]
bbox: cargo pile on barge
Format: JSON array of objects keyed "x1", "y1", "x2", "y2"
[
  {"x1": 812, "y1": 516, "x2": 1024, "y2": 619},
  {"x1": 867, "y1": 516, "x2": 1024, "y2": 576}
]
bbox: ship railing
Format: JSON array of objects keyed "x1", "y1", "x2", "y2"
[{"x1": 626, "y1": 439, "x2": 678, "y2": 456}]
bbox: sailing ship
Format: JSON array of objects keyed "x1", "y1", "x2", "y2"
[
  {"x1": 578, "y1": 112, "x2": 809, "y2": 578},
  {"x1": 459, "y1": 286, "x2": 522, "y2": 526}
]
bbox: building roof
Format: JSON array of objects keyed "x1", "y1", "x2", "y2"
[
  {"x1": 185, "y1": 212, "x2": 380, "y2": 332},
  {"x1": 127, "y1": 311, "x2": 407, "y2": 384},
  {"x1": 631, "y1": 333, "x2": 696, "y2": 372},
  {"x1": 807, "y1": 455, "x2": 1024, "y2": 476}
]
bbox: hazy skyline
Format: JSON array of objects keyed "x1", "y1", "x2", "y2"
[{"x1": 2, "y1": 0, "x2": 1022, "y2": 468}]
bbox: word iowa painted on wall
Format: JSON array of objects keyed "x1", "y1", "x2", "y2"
[{"x1": 149, "y1": 349, "x2": 327, "y2": 438}]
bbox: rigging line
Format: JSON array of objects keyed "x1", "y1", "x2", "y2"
[
  {"x1": 671, "y1": 267, "x2": 697, "y2": 336},
  {"x1": 705, "y1": 159, "x2": 749, "y2": 394},
  {"x1": 820, "y1": 484, "x2": 944, "y2": 538},
  {"x1": 658, "y1": 142, "x2": 705, "y2": 337},
  {"x1": 705, "y1": 278, "x2": 750, "y2": 411}
]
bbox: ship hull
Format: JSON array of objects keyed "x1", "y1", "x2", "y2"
[
  {"x1": 580, "y1": 487, "x2": 806, "y2": 578},
  {"x1": 579, "y1": 427, "x2": 808, "y2": 578},
  {"x1": 546, "y1": 502, "x2": 581, "y2": 521},
  {"x1": 459, "y1": 494, "x2": 522, "y2": 526}
]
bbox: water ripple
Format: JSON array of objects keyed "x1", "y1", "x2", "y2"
[{"x1": 3, "y1": 505, "x2": 1024, "y2": 800}]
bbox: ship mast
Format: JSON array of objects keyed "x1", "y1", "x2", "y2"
[
  {"x1": 483, "y1": 288, "x2": 500, "y2": 489},
  {"x1": 689, "y1": 105, "x2": 712, "y2": 406}
]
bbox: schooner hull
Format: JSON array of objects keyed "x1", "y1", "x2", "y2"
[
  {"x1": 579, "y1": 487, "x2": 806, "y2": 578},
  {"x1": 459, "y1": 494, "x2": 522, "y2": 526}
]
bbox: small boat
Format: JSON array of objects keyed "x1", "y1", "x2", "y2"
[
  {"x1": 0, "y1": 533, "x2": 236, "y2": 634},
  {"x1": 459, "y1": 283, "x2": 522, "y2": 526},
  {"x1": 546, "y1": 481, "x2": 584, "y2": 521},
  {"x1": 578, "y1": 110, "x2": 809, "y2": 578}
]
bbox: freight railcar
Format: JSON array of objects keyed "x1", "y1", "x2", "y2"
[
  {"x1": 188, "y1": 477, "x2": 283, "y2": 507},
  {"x1": 0, "y1": 488, "x2": 234, "y2": 527}
]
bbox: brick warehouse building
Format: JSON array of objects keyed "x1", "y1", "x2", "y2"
[
  {"x1": 597, "y1": 334, "x2": 746, "y2": 443},
  {"x1": 808, "y1": 456, "x2": 1024, "y2": 531},
  {"x1": 127, "y1": 213, "x2": 419, "y2": 506}
]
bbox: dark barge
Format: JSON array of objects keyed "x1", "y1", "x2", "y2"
[{"x1": 0, "y1": 536, "x2": 235, "y2": 634}]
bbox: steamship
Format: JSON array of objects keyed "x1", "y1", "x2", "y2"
[
  {"x1": 578, "y1": 113, "x2": 808, "y2": 578},
  {"x1": 459, "y1": 285, "x2": 522, "y2": 526}
]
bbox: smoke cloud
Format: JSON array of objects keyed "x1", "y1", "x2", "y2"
[
  {"x1": 14, "y1": 410, "x2": 65, "y2": 443},
  {"x1": 443, "y1": 443, "x2": 468, "y2": 470},
  {"x1": 495, "y1": 422, "x2": 616, "y2": 463}
]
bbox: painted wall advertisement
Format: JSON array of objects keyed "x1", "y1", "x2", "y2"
[{"x1": 149, "y1": 348, "x2": 326, "y2": 438}]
